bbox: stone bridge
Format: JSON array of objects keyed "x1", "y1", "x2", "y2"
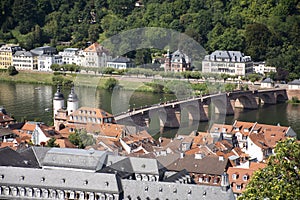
[{"x1": 114, "y1": 89, "x2": 288, "y2": 128}]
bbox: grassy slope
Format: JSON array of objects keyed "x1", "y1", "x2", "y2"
[{"x1": 0, "y1": 71, "x2": 155, "y2": 92}]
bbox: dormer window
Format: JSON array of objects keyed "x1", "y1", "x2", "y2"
[
  {"x1": 243, "y1": 175, "x2": 249, "y2": 181},
  {"x1": 232, "y1": 174, "x2": 238, "y2": 180}
]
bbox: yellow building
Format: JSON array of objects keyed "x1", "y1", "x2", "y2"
[{"x1": 0, "y1": 44, "x2": 22, "y2": 69}]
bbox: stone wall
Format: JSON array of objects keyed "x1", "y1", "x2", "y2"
[{"x1": 287, "y1": 89, "x2": 300, "y2": 100}]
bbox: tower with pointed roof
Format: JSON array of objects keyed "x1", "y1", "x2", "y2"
[
  {"x1": 67, "y1": 87, "x2": 79, "y2": 115},
  {"x1": 53, "y1": 85, "x2": 64, "y2": 117}
]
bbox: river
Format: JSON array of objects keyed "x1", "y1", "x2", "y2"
[{"x1": 0, "y1": 82, "x2": 300, "y2": 137}]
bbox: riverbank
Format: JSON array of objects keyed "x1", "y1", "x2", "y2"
[
  {"x1": 0, "y1": 71, "x2": 157, "y2": 92},
  {"x1": 0, "y1": 70, "x2": 242, "y2": 94}
]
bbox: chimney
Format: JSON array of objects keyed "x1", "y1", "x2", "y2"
[{"x1": 180, "y1": 152, "x2": 185, "y2": 158}]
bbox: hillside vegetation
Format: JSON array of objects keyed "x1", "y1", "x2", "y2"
[{"x1": 1, "y1": 0, "x2": 299, "y2": 80}]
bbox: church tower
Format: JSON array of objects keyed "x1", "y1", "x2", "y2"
[
  {"x1": 53, "y1": 85, "x2": 64, "y2": 117},
  {"x1": 67, "y1": 86, "x2": 79, "y2": 115}
]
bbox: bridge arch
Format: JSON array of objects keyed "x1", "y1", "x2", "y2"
[
  {"x1": 211, "y1": 98, "x2": 228, "y2": 115},
  {"x1": 181, "y1": 104, "x2": 201, "y2": 122},
  {"x1": 259, "y1": 93, "x2": 275, "y2": 104},
  {"x1": 276, "y1": 93, "x2": 287, "y2": 103},
  {"x1": 234, "y1": 95, "x2": 258, "y2": 109},
  {"x1": 148, "y1": 108, "x2": 167, "y2": 128}
]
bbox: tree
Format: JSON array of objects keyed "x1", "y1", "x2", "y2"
[
  {"x1": 7, "y1": 66, "x2": 18, "y2": 76},
  {"x1": 50, "y1": 64, "x2": 61, "y2": 71},
  {"x1": 68, "y1": 129, "x2": 95, "y2": 149},
  {"x1": 245, "y1": 23, "x2": 273, "y2": 61},
  {"x1": 239, "y1": 138, "x2": 300, "y2": 199},
  {"x1": 46, "y1": 138, "x2": 60, "y2": 147},
  {"x1": 104, "y1": 78, "x2": 119, "y2": 90}
]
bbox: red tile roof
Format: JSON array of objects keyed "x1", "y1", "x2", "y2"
[{"x1": 227, "y1": 162, "x2": 266, "y2": 194}]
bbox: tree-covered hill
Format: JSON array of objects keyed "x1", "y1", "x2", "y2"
[{"x1": 1, "y1": 0, "x2": 299, "y2": 80}]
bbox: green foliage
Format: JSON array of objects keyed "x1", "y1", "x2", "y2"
[
  {"x1": 68, "y1": 129, "x2": 95, "y2": 149},
  {"x1": 164, "y1": 80, "x2": 192, "y2": 98},
  {"x1": 50, "y1": 64, "x2": 61, "y2": 71},
  {"x1": 46, "y1": 138, "x2": 60, "y2": 147},
  {"x1": 224, "y1": 83, "x2": 237, "y2": 92},
  {"x1": 247, "y1": 73, "x2": 263, "y2": 83},
  {"x1": 103, "y1": 67, "x2": 115, "y2": 75},
  {"x1": 239, "y1": 138, "x2": 300, "y2": 200},
  {"x1": 7, "y1": 66, "x2": 18, "y2": 76},
  {"x1": 144, "y1": 82, "x2": 164, "y2": 93},
  {"x1": 104, "y1": 77, "x2": 119, "y2": 90},
  {"x1": 290, "y1": 96, "x2": 300, "y2": 104},
  {"x1": 52, "y1": 75, "x2": 73, "y2": 87},
  {"x1": 191, "y1": 83, "x2": 209, "y2": 95}
]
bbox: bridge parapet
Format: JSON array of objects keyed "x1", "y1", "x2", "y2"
[{"x1": 115, "y1": 89, "x2": 287, "y2": 129}]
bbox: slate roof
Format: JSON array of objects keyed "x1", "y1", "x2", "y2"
[
  {"x1": 0, "y1": 166, "x2": 122, "y2": 194},
  {"x1": 204, "y1": 50, "x2": 252, "y2": 62},
  {"x1": 288, "y1": 79, "x2": 300, "y2": 85},
  {"x1": 261, "y1": 78, "x2": 274, "y2": 83},
  {"x1": 17, "y1": 147, "x2": 41, "y2": 168},
  {"x1": 41, "y1": 147, "x2": 109, "y2": 171},
  {"x1": 14, "y1": 50, "x2": 38, "y2": 57},
  {"x1": 30, "y1": 46, "x2": 57, "y2": 56},
  {"x1": 108, "y1": 56, "x2": 133, "y2": 63},
  {"x1": 100, "y1": 156, "x2": 165, "y2": 176},
  {"x1": 171, "y1": 49, "x2": 190, "y2": 63},
  {"x1": 0, "y1": 147, "x2": 36, "y2": 168},
  {"x1": 122, "y1": 179, "x2": 235, "y2": 200}
]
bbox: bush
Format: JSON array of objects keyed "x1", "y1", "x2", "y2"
[
  {"x1": 104, "y1": 78, "x2": 119, "y2": 90},
  {"x1": 291, "y1": 96, "x2": 300, "y2": 104},
  {"x1": 7, "y1": 66, "x2": 18, "y2": 76}
]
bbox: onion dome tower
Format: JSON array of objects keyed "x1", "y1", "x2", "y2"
[
  {"x1": 53, "y1": 85, "x2": 64, "y2": 117},
  {"x1": 67, "y1": 86, "x2": 79, "y2": 115}
]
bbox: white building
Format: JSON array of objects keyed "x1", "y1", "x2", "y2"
[
  {"x1": 253, "y1": 62, "x2": 276, "y2": 75},
  {"x1": 37, "y1": 54, "x2": 62, "y2": 71},
  {"x1": 261, "y1": 78, "x2": 274, "y2": 88},
  {"x1": 107, "y1": 56, "x2": 135, "y2": 69},
  {"x1": 202, "y1": 50, "x2": 253, "y2": 76},
  {"x1": 58, "y1": 48, "x2": 80, "y2": 65},
  {"x1": 288, "y1": 79, "x2": 300, "y2": 89},
  {"x1": 79, "y1": 42, "x2": 112, "y2": 68},
  {"x1": 31, "y1": 46, "x2": 62, "y2": 71},
  {"x1": 12, "y1": 50, "x2": 38, "y2": 70}
]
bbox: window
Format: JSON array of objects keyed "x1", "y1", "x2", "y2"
[
  {"x1": 232, "y1": 174, "x2": 238, "y2": 180},
  {"x1": 243, "y1": 175, "x2": 248, "y2": 181},
  {"x1": 236, "y1": 185, "x2": 241, "y2": 190}
]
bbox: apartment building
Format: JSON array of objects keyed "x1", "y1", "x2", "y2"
[
  {"x1": 202, "y1": 50, "x2": 253, "y2": 76},
  {"x1": 0, "y1": 44, "x2": 22, "y2": 69}
]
